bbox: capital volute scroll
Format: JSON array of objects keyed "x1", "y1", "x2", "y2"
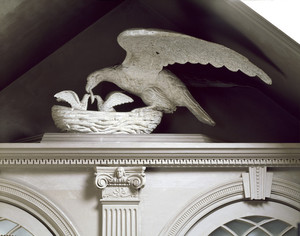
[
  {"x1": 95, "y1": 173, "x2": 113, "y2": 189},
  {"x1": 127, "y1": 173, "x2": 145, "y2": 190},
  {"x1": 95, "y1": 166, "x2": 146, "y2": 200}
]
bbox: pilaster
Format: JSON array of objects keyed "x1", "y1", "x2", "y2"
[{"x1": 95, "y1": 166, "x2": 146, "y2": 236}]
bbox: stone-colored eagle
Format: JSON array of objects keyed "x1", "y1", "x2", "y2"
[{"x1": 86, "y1": 29, "x2": 272, "y2": 126}]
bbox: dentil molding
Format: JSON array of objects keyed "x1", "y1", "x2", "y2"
[{"x1": 0, "y1": 134, "x2": 299, "y2": 167}]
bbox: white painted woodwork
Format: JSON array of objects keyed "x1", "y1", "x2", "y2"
[
  {"x1": 0, "y1": 134, "x2": 299, "y2": 236},
  {"x1": 101, "y1": 202, "x2": 139, "y2": 236},
  {"x1": 242, "y1": 167, "x2": 273, "y2": 200},
  {"x1": 95, "y1": 166, "x2": 145, "y2": 236},
  {"x1": 186, "y1": 201, "x2": 300, "y2": 236},
  {"x1": 0, "y1": 202, "x2": 52, "y2": 236}
]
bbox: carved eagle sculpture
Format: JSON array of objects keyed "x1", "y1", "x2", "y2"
[{"x1": 86, "y1": 29, "x2": 272, "y2": 126}]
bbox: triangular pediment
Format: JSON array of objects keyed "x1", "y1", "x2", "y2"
[{"x1": 0, "y1": 0, "x2": 299, "y2": 142}]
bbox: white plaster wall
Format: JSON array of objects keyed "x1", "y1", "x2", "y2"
[
  {"x1": 140, "y1": 168, "x2": 300, "y2": 236},
  {"x1": 0, "y1": 167, "x2": 299, "y2": 236},
  {"x1": 140, "y1": 168, "x2": 244, "y2": 236}
]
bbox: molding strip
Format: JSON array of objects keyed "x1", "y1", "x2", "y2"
[
  {"x1": 0, "y1": 155, "x2": 299, "y2": 167},
  {"x1": 0, "y1": 135, "x2": 299, "y2": 167}
]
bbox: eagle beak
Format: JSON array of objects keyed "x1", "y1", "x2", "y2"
[{"x1": 90, "y1": 89, "x2": 95, "y2": 103}]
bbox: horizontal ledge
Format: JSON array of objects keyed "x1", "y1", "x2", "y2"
[
  {"x1": 1, "y1": 143, "x2": 300, "y2": 153},
  {"x1": 0, "y1": 154, "x2": 299, "y2": 167},
  {"x1": 100, "y1": 200, "x2": 140, "y2": 204},
  {"x1": 1, "y1": 134, "x2": 299, "y2": 167}
]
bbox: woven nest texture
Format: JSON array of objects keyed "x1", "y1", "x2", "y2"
[{"x1": 52, "y1": 105, "x2": 163, "y2": 134}]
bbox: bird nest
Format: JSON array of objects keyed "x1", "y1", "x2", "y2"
[{"x1": 52, "y1": 105, "x2": 163, "y2": 134}]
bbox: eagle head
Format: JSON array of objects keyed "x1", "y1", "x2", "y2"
[
  {"x1": 86, "y1": 67, "x2": 120, "y2": 103},
  {"x1": 85, "y1": 70, "x2": 105, "y2": 103}
]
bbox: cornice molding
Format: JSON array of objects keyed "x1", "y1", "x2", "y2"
[
  {"x1": 0, "y1": 134, "x2": 299, "y2": 167},
  {"x1": 0, "y1": 155, "x2": 299, "y2": 167}
]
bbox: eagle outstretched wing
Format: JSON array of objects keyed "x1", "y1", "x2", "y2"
[{"x1": 117, "y1": 29, "x2": 272, "y2": 84}]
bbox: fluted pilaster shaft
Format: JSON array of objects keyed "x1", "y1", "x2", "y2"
[
  {"x1": 95, "y1": 167, "x2": 146, "y2": 236},
  {"x1": 102, "y1": 202, "x2": 139, "y2": 236}
]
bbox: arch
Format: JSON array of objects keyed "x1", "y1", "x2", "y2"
[
  {"x1": 0, "y1": 178, "x2": 79, "y2": 236},
  {"x1": 0, "y1": 202, "x2": 52, "y2": 235},
  {"x1": 159, "y1": 178, "x2": 300, "y2": 236},
  {"x1": 205, "y1": 214, "x2": 298, "y2": 236}
]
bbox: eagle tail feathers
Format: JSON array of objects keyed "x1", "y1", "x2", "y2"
[{"x1": 183, "y1": 91, "x2": 215, "y2": 126}]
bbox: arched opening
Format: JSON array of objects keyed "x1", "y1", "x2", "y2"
[
  {"x1": 160, "y1": 178, "x2": 300, "y2": 236},
  {"x1": 0, "y1": 178, "x2": 79, "y2": 236},
  {"x1": 187, "y1": 201, "x2": 299, "y2": 236},
  {"x1": 0, "y1": 202, "x2": 52, "y2": 235}
]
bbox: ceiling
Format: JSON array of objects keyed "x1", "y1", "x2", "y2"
[
  {"x1": 0, "y1": 0, "x2": 299, "y2": 142},
  {"x1": 0, "y1": 0, "x2": 123, "y2": 91},
  {"x1": 242, "y1": 0, "x2": 300, "y2": 44}
]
